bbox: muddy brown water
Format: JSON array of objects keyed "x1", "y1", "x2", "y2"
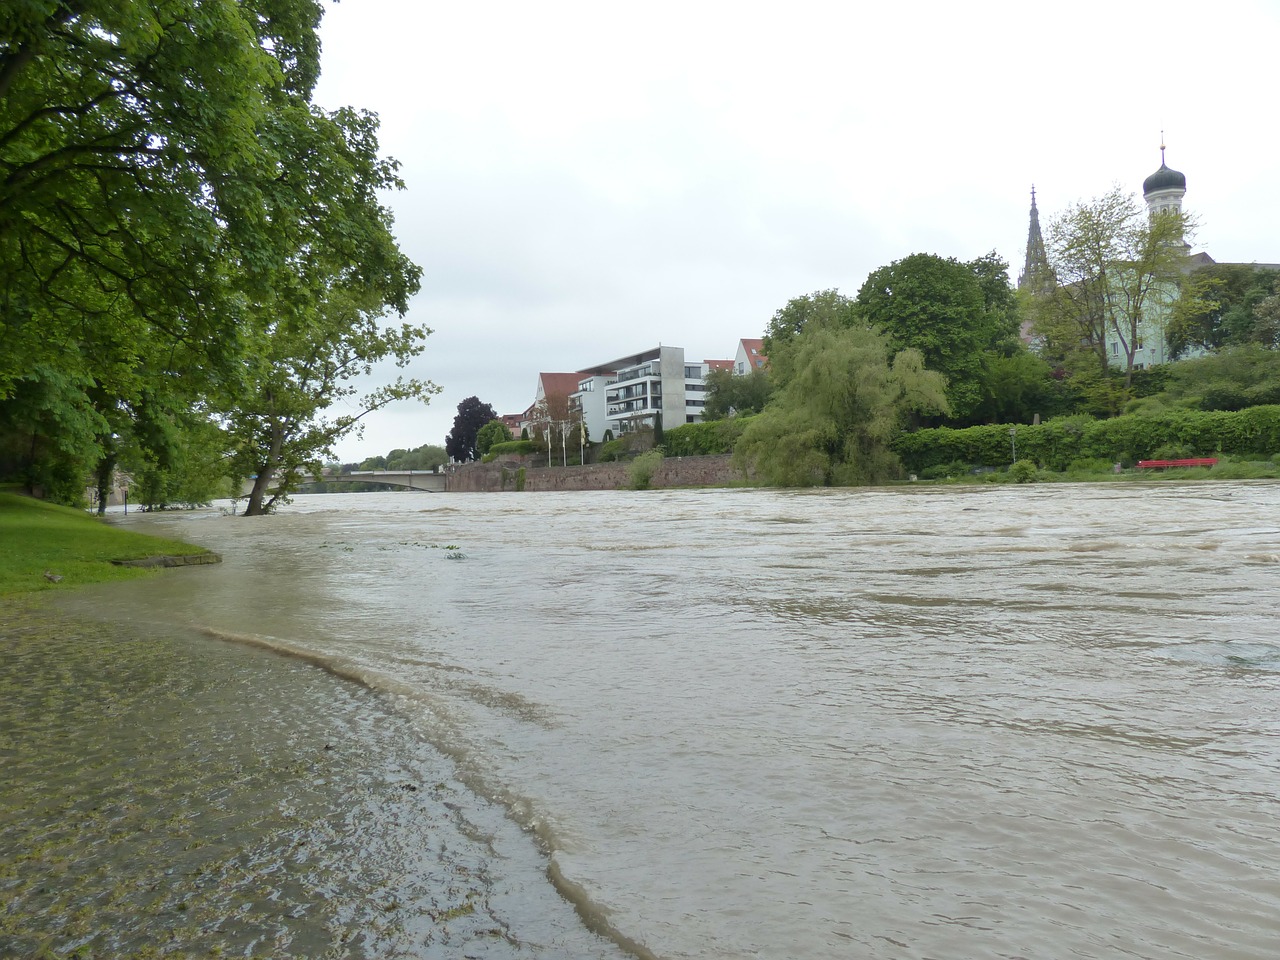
[{"x1": 10, "y1": 482, "x2": 1280, "y2": 959}]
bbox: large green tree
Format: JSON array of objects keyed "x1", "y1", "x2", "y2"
[
  {"x1": 734, "y1": 323, "x2": 948, "y2": 486},
  {"x1": 701, "y1": 368, "x2": 774, "y2": 420},
  {"x1": 1, "y1": 2, "x2": 434, "y2": 511},
  {"x1": 475, "y1": 419, "x2": 513, "y2": 457},
  {"x1": 760, "y1": 290, "x2": 860, "y2": 387},
  {"x1": 1037, "y1": 185, "x2": 1193, "y2": 387},
  {"x1": 446, "y1": 397, "x2": 498, "y2": 463},
  {"x1": 855, "y1": 253, "x2": 1019, "y2": 421},
  {"x1": 224, "y1": 103, "x2": 433, "y2": 516},
  {"x1": 0, "y1": 0, "x2": 292, "y2": 499},
  {"x1": 0, "y1": 0, "x2": 309, "y2": 393},
  {"x1": 1166, "y1": 265, "x2": 1280, "y2": 357}
]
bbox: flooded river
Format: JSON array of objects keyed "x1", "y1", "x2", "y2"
[{"x1": 12, "y1": 482, "x2": 1280, "y2": 958}]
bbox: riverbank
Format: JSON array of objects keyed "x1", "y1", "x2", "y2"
[
  {"x1": 446, "y1": 452, "x2": 1278, "y2": 494},
  {"x1": 0, "y1": 605, "x2": 605, "y2": 958},
  {"x1": 915, "y1": 455, "x2": 1280, "y2": 486},
  {"x1": 0, "y1": 492, "x2": 215, "y2": 596},
  {"x1": 0, "y1": 499, "x2": 630, "y2": 959}
]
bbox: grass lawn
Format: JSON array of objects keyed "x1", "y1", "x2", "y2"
[{"x1": 0, "y1": 492, "x2": 212, "y2": 597}]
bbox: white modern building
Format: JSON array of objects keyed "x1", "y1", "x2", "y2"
[
  {"x1": 569, "y1": 373, "x2": 614, "y2": 443},
  {"x1": 574, "y1": 345, "x2": 713, "y2": 436}
]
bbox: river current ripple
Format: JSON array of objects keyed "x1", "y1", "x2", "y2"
[{"x1": 68, "y1": 483, "x2": 1280, "y2": 957}]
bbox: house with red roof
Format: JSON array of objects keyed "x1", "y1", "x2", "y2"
[
  {"x1": 735, "y1": 339, "x2": 768, "y2": 375},
  {"x1": 519, "y1": 372, "x2": 585, "y2": 438}
]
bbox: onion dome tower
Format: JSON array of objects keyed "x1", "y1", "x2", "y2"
[{"x1": 1143, "y1": 139, "x2": 1186, "y2": 218}]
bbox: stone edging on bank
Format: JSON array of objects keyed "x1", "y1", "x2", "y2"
[{"x1": 111, "y1": 553, "x2": 224, "y2": 568}]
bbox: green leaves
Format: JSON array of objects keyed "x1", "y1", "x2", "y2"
[
  {"x1": 735, "y1": 324, "x2": 948, "y2": 487},
  {"x1": 1041, "y1": 185, "x2": 1195, "y2": 387},
  {"x1": 475, "y1": 420, "x2": 513, "y2": 458},
  {"x1": 446, "y1": 398, "x2": 499, "y2": 463},
  {"x1": 855, "y1": 253, "x2": 1012, "y2": 421},
  {"x1": 1, "y1": 1, "x2": 431, "y2": 510}
]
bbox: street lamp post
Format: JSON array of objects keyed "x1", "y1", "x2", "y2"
[{"x1": 1009, "y1": 426, "x2": 1018, "y2": 465}]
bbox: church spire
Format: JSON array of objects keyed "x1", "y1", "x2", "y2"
[{"x1": 1018, "y1": 185, "x2": 1050, "y2": 293}]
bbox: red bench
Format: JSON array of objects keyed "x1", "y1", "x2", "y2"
[{"x1": 1136, "y1": 457, "x2": 1219, "y2": 469}]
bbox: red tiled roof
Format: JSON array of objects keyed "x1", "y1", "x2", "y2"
[
  {"x1": 739, "y1": 338, "x2": 769, "y2": 370},
  {"x1": 538, "y1": 372, "x2": 585, "y2": 400}
]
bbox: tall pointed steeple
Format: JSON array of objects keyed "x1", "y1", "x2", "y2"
[{"x1": 1018, "y1": 185, "x2": 1050, "y2": 293}]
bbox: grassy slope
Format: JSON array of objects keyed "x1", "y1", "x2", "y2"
[{"x1": 0, "y1": 493, "x2": 210, "y2": 597}]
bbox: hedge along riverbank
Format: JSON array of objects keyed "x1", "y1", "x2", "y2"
[
  {"x1": 890, "y1": 406, "x2": 1280, "y2": 473},
  {"x1": 662, "y1": 416, "x2": 755, "y2": 458}
]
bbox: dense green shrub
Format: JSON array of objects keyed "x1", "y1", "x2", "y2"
[
  {"x1": 1065, "y1": 458, "x2": 1116, "y2": 474},
  {"x1": 475, "y1": 419, "x2": 513, "y2": 457},
  {"x1": 628, "y1": 450, "x2": 663, "y2": 490},
  {"x1": 918, "y1": 460, "x2": 971, "y2": 480},
  {"x1": 483, "y1": 439, "x2": 538, "y2": 461},
  {"x1": 662, "y1": 417, "x2": 754, "y2": 457},
  {"x1": 892, "y1": 406, "x2": 1280, "y2": 473},
  {"x1": 597, "y1": 439, "x2": 627, "y2": 463},
  {"x1": 1149, "y1": 442, "x2": 1193, "y2": 460},
  {"x1": 1008, "y1": 459, "x2": 1040, "y2": 483}
]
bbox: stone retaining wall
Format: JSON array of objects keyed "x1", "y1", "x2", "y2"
[{"x1": 446, "y1": 455, "x2": 741, "y2": 493}]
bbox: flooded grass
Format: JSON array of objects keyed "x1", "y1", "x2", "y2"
[{"x1": 0, "y1": 493, "x2": 211, "y2": 597}]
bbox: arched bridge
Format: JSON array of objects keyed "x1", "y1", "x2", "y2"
[{"x1": 239, "y1": 469, "x2": 446, "y2": 496}]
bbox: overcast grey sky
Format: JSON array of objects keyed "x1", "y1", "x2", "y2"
[{"x1": 311, "y1": 0, "x2": 1280, "y2": 462}]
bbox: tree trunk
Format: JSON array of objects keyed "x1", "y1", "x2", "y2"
[
  {"x1": 243, "y1": 467, "x2": 275, "y2": 516},
  {"x1": 95, "y1": 449, "x2": 116, "y2": 516},
  {"x1": 243, "y1": 422, "x2": 286, "y2": 516}
]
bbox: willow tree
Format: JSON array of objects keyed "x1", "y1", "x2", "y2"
[
  {"x1": 734, "y1": 322, "x2": 948, "y2": 487},
  {"x1": 1039, "y1": 186, "x2": 1193, "y2": 387},
  {"x1": 761, "y1": 290, "x2": 860, "y2": 387}
]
